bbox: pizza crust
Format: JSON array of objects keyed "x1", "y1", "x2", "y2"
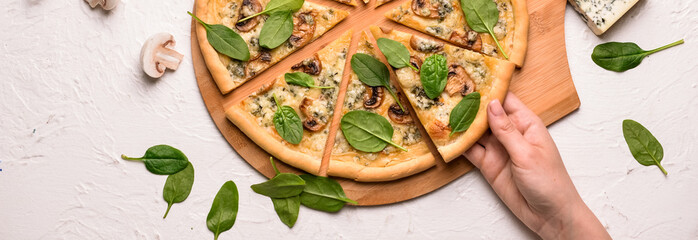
[
  {"x1": 508, "y1": 0, "x2": 529, "y2": 67},
  {"x1": 328, "y1": 149, "x2": 436, "y2": 181},
  {"x1": 195, "y1": 0, "x2": 237, "y2": 94},
  {"x1": 226, "y1": 105, "x2": 322, "y2": 175}
]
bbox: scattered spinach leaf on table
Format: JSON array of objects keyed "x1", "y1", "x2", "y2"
[
  {"x1": 272, "y1": 94, "x2": 304, "y2": 144},
  {"x1": 622, "y1": 119, "x2": 667, "y2": 175},
  {"x1": 121, "y1": 145, "x2": 189, "y2": 175},
  {"x1": 272, "y1": 196, "x2": 301, "y2": 228},
  {"x1": 591, "y1": 39, "x2": 684, "y2": 72},
  {"x1": 376, "y1": 38, "x2": 419, "y2": 71},
  {"x1": 163, "y1": 162, "x2": 195, "y2": 218},
  {"x1": 238, "y1": 0, "x2": 305, "y2": 23},
  {"x1": 449, "y1": 92, "x2": 481, "y2": 136},
  {"x1": 188, "y1": 11, "x2": 250, "y2": 61},
  {"x1": 299, "y1": 174, "x2": 357, "y2": 212},
  {"x1": 259, "y1": 11, "x2": 294, "y2": 49},
  {"x1": 340, "y1": 110, "x2": 407, "y2": 152},
  {"x1": 251, "y1": 173, "x2": 306, "y2": 198},
  {"x1": 420, "y1": 54, "x2": 448, "y2": 99},
  {"x1": 284, "y1": 72, "x2": 333, "y2": 89},
  {"x1": 460, "y1": 0, "x2": 508, "y2": 59},
  {"x1": 350, "y1": 53, "x2": 405, "y2": 111},
  {"x1": 207, "y1": 181, "x2": 239, "y2": 240}
]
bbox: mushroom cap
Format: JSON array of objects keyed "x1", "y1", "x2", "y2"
[
  {"x1": 84, "y1": 0, "x2": 119, "y2": 10},
  {"x1": 140, "y1": 32, "x2": 184, "y2": 79}
]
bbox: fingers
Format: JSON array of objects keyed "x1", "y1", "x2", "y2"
[
  {"x1": 502, "y1": 92, "x2": 544, "y2": 132},
  {"x1": 488, "y1": 99, "x2": 530, "y2": 157},
  {"x1": 463, "y1": 143, "x2": 485, "y2": 167},
  {"x1": 501, "y1": 92, "x2": 553, "y2": 145}
]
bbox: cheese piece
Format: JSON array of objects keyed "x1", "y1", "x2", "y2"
[{"x1": 568, "y1": 0, "x2": 639, "y2": 35}]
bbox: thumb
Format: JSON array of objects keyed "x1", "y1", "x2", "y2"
[{"x1": 488, "y1": 99, "x2": 530, "y2": 157}]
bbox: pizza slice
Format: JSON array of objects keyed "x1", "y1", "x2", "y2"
[
  {"x1": 328, "y1": 32, "x2": 436, "y2": 182},
  {"x1": 384, "y1": 0, "x2": 528, "y2": 66},
  {"x1": 195, "y1": 0, "x2": 349, "y2": 94},
  {"x1": 225, "y1": 31, "x2": 353, "y2": 175},
  {"x1": 370, "y1": 26, "x2": 515, "y2": 162}
]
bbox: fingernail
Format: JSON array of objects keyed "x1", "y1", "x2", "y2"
[{"x1": 489, "y1": 99, "x2": 504, "y2": 116}]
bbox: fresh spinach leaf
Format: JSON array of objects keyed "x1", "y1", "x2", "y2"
[
  {"x1": 162, "y1": 162, "x2": 195, "y2": 218},
  {"x1": 350, "y1": 53, "x2": 405, "y2": 111},
  {"x1": 299, "y1": 174, "x2": 357, "y2": 212},
  {"x1": 259, "y1": 11, "x2": 294, "y2": 49},
  {"x1": 207, "y1": 181, "x2": 239, "y2": 240},
  {"x1": 251, "y1": 173, "x2": 306, "y2": 198},
  {"x1": 340, "y1": 110, "x2": 407, "y2": 152},
  {"x1": 449, "y1": 92, "x2": 480, "y2": 136},
  {"x1": 622, "y1": 119, "x2": 667, "y2": 175},
  {"x1": 420, "y1": 54, "x2": 448, "y2": 99},
  {"x1": 460, "y1": 0, "x2": 508, "y2": 59},
  {"x1": 121, "y1": 145, "x2": 189, "y2": 175},
  {"x1": 238, "y1": 0, "x2": 305, "y2": 23},
  {"x1": 272, "y1": 94, "x2": 303, "y2": 144},
  {"x1": 271, "y1": 196, "x2": 300, "y2": 228},
  {"x1": 376, "y1": 38, "x2": 418, "y2": 71},
  {"x1": 284, "y1": 72, "x2": 332, "y2": 89},
  {"x1": 264, "y1": 157, "x2": 301, "y2": 228},
  {"x1": 188, "y1": 12, "x2": 250, "y2": 61},
  {"x1": 592, "y1": 39, "x2": 684, "y2": 72}
]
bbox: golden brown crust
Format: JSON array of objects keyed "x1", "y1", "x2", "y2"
[
  {"x1": 195, "y1": 0, "x2": 237, "y2": 94},
  {"x1": 508, "y1": 0, "x2": 529, "y2": 67},
  {"x1": 226, "y1": 105, "x2": 322, "y2": 175},
  {"x1": 328, "y1": 150, "x2": 436, "y2": 181}
]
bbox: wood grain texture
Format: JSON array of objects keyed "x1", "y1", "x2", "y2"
[{"x1": 192, "y1": 0, "x2": 578, "y2": 205}]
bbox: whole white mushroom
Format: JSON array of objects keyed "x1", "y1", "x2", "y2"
[
  {"x1": 85, "y1": 0, "x2": 119, "y2": 10},
  {"x1": 140, "y1": 33, "x2": 184, "y2": 79}
]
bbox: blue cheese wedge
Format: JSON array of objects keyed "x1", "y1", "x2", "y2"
[{"x1": 568, "y1": 0, "x2": 639, "y2": 35}]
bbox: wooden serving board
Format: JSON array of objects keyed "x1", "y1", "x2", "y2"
[{"x1": 192, "y1": 0, "x2": 578, "y2": 205}]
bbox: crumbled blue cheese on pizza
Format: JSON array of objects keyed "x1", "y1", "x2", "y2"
[{"x1": 568, "y1": 0, "x2": 639, "y2": 35}]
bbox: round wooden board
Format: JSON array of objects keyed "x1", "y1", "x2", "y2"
[{"x1": 192, "y1": 0, "x2": 576, "y2": 206}]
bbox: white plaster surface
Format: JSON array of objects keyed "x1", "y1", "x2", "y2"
[{"x1": 1, "y1": 0, "x2": 697, "y2": 239}]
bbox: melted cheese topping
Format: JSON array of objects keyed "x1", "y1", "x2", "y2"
[
  {"x1": 386, "y1": 0, "x2": 515, "y2": 59},
  {"x1": 241, "y1": 32, "x2": 351, "y2": 157},
  {"x1": 331, "y1": 33, "x2": 430, "y2": 168},
  {"x1": 371, "y1": 28, "x2": 496, "y2": 147}
]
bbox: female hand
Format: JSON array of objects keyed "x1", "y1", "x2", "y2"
[{"x1": 464, "y1": 92, "x2": 610, "y2": 239}]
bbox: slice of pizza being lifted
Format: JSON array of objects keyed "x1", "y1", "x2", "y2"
[
  {"x1": 328, "y1": 32, "x2": 436, "y2": 182},
  {"x1": 384, "y1": 0, "x2": 528, "y2": 66},
  {"x1": 370, "y1": 26, "x2": 515, "y2": 162},
  {"x1": 225, "y1": 31, "x2": 352, "y2": 175},
  {"x1": 195, "y1": 0, "x2": 349, "y2": 94}
]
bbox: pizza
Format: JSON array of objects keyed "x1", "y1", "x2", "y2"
[
  {"x1": 369, "y1": 26, "x2": 515, "y2": 162},
  {"x1": 196, "y1": 0, "x2": 529, "y2": 181},
  {"x1": 195, "y1": 0, "x2": 348, "y2": 94},
  {"x1": 225, "y1": 31, "x2": 352, "y2": 175},
  {"x1": 385, "y1": 0, "x2": 528, "y2": 66},
  {"x1": 328, "y1": 32, "x2": 436, "y2": 182}
]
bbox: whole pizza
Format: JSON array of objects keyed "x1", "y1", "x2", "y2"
[{"x1": 195, "y1": 0, "x2": 528, "y2": 181}]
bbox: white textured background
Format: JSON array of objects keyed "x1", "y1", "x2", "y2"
[{"x1": 1, "y1": 0, "x2": 697, "y2": 239}]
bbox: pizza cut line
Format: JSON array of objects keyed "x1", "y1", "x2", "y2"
[{"x1": 196, "y1": 0, "x2": 528, "y2": 181}]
